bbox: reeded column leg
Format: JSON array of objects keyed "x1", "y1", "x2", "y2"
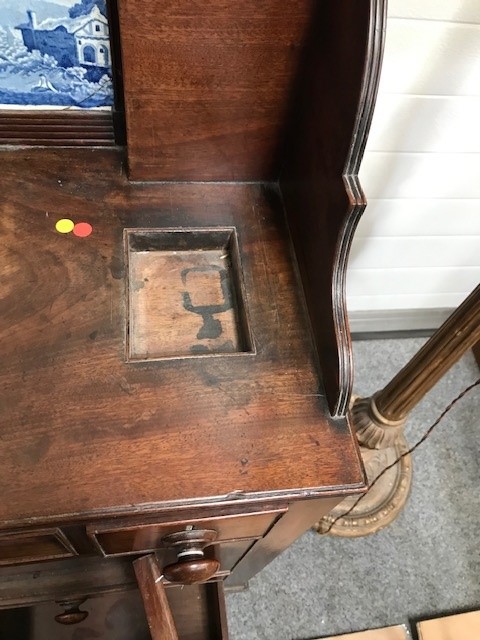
[{"x1": 317, "y1": 284, "x2": 480, "y2": 536}]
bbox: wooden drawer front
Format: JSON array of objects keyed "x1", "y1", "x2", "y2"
[
  {"x1": 88, "y1": 510, "x2": 283, "y2": 557},
  {"x1": 0, "y1": 529, "x2": 77, "y2": 566}
]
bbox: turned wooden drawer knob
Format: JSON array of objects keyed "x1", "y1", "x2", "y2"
[
  {"x1": 55, "y1": 599, "x2": 89, "y2": 625},
  {"x1": 162, "y1": 529, "x2": 219, "y2": 585}
]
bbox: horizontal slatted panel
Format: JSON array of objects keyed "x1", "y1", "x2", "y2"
[
  {"x1": 379, "y1": 20, "x2": 480, "y2": 96},
  {"x1": 389, "y1": 0, "x2": 480, "y2": 23},
  {"x1": 0, "y1": 111, "x2": 115, "y2": 147},
  {"x1": 349, "y1": 237, "x2": 480, "y2": 269},
  {"x1": 347, "y1": 3, "x2": 479, "y2": 322},
  {"x1": 354, "y1": 200, "x2": 480, "y2": 237},
  {"x1": 360, "y1": 152, "x2": 480, "y2": 198},
  {"x1": 367, "y1": 95, "x2": 480, "y2": 152},
  {"x1": 347, "y1": 267, "x2": 480, "y2": 296},
  {"x1": 348, "y1": 292, "x2": 470, "y2": 311}
]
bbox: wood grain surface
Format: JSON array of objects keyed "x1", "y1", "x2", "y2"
[
  {"x1": 117, "y1": 0, "x2": 315, "y2": 180},
  {"x1": 0, "y1": 147, "x2": 363, "y2": 529}
]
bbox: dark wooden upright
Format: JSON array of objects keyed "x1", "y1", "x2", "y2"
[{"x1": 0, "y1": 0, "x2": 386, "y2": 636}]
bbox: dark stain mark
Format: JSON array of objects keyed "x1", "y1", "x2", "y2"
[
  {"x1": 132, "y1": 279, "x2": 145, "y2": 291},
  {"x1": 89, "y1": 330, "x2": 99, "y2": 341},
  {"x1": 309, "y1": 435, "x2": 320, "y2": 447},
  {"x1": 181, "y1": 265, "x2": 232, "y2": 340},
  {"x1": 24, "y1": 433, "x2": 51, "y2": 465},
  {"x1": 191, "y1": 344, "x2": 210, "y2": 355},
  {"x1": 198, "y1": 314, "x2": 223, "y2": 339},
  {"x1": 240, "y1": 457, "x2": 249, "y2": 474},
  {"x1": 119, "y1": 378, "x2": 135, "y2": 395},
  {"x1": 201, "y1": 370, "x2": 220, "y2": 387},
  {"x1": 109, "y1": 255, "x2": 124, "y2": 280},
  {"x1": 190, "y1": 340, "x2": 236, "y2": 355}
]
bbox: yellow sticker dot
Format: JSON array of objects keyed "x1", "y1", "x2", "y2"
[{"x1": 55, "y1": 218, "x2": 75, "y2": 234}]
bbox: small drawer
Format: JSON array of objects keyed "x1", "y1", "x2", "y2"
[
  {"x1": 0, "y1": 529, "x2": 77, "y2": 566},
  {"x1": 88, "y1": 510, "x2": 283, "y2": 557}
]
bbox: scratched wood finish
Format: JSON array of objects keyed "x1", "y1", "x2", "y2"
[
  {"x1": 280, "y1": 0, "x2": 387, "y2": 416},
  {"x1": 117, "y1": 0, "x2": 315, "y2": 180},
  {"x1": 0, "y1": 147, "x2": 363, "y2": 530}
]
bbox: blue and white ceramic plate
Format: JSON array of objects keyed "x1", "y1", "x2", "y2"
[{"x1": 0, "y1": 0, "x2": 113, "y2": 109}]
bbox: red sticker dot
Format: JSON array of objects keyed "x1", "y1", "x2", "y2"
[{"x1": 73, "y1": 222, "x2": 93, "y2": 238}]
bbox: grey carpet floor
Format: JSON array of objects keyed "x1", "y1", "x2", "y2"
[{"x1": 226, "y1": 338, "x2": 480, "y2": 640}]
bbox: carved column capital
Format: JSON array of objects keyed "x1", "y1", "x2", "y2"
[{"x1": 352, "y1": 393, "x2": 406, "y2": 450}]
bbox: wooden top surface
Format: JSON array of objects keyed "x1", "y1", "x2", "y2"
[{"x1": 0, "y1": 148, "x2": 363, "y2": 528}]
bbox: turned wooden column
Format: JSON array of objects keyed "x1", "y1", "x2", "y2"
[
  {"x1": 377, "y1": 284, "x2": 480, "y2": 421},
  {"x1": 317, "y1": 284, "x2": 480, "y2": 537}
]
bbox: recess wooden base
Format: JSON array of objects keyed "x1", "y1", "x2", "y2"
[{"x1": 315, "y1": 436, "x2": 412, "y2": 537}]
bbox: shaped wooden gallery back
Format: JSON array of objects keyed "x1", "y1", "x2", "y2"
[{"x1": 118, "y1": 0, "x2": 387, "y2": 416}]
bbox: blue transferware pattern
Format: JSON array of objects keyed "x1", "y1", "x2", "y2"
[{"x1": 0, "y1": 0, "x2": 113, "y2": 108}]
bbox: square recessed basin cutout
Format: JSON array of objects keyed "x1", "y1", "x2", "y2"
[{"x1": 125, "y1": 228, "x2": 253, "y2": 361}]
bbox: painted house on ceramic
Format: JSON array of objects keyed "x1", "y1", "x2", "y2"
[{"x1": 16, "y1": 6, "x2": 111, "y2": 72}]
